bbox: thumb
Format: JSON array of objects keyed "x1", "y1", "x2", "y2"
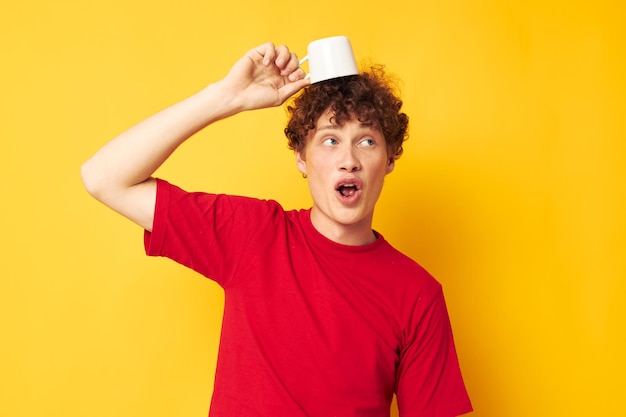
[{"x1": 277, "y1": 78, "x2": 311, "y2": 104}]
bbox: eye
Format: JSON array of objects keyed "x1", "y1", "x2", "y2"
[
  {"x1": 359, "y1": 138, "x2": 375, "y2": 147},
  {"x1": 323, "y1": 137, "x2": 338, "y2": 146}
]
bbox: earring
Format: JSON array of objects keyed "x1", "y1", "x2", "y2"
[{"x1": 302, "y1": 173, "x2": 307, "y2": 179}]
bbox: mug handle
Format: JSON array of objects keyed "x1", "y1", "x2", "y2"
[{"x1": 299, "y1": 55, "x2": 311, "y2": 80}]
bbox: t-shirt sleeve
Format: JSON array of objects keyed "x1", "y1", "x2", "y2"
[
  {"x1": 396, "y1": 288, "x2": 473, "y2": 417},
  {"x1": 143, "y1": 178, "x2": 282, "y2": 288}
]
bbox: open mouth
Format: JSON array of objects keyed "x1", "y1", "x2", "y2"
[{"x1": 337, "y1": 184, "x2": 358, "y2": 198}]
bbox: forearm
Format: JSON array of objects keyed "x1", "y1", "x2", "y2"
[{"x1": 81, "y1": 81, "x2": 240, "y2": 199}]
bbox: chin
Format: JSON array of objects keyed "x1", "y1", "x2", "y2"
[{"x1": 331, "y1": 210, "x2": 369, "y2": 227}]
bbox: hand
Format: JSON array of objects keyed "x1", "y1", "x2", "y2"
[{"x1": 219, "y1": 42, "x2": 310, "y2": 111}]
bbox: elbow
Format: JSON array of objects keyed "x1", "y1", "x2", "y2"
[{"x1": 80, "y1": 158, "x2": 104, "y2": 200}]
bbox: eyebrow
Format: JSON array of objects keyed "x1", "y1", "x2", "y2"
[
  {"x1": 316, "y1": 121, "x2": 376, "y2": 132},
  {"x1": 316, "y1": 123, "x2": 340, "y2": 132}
]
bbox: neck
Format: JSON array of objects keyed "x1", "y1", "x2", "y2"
[{"x1": 309, "y1": 208, "x2": 377, "y2": 246}]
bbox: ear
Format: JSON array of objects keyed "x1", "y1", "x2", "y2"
[
  {"x1": 385, "y1": 157, "x2": 395, "y2": 175},
  {"x1": 296, "y1": 151, "x2": 307, "y2": 176}
]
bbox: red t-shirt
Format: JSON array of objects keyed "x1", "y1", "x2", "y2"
[{"x1": 145, "y1": 179, "x2": 472, "y2": 417}]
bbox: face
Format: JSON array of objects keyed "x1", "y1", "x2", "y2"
[{"x1": 296, "y1": 109, "x2": 395, "y2": 245}]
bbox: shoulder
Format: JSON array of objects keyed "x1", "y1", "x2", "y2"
[
  {"x1": 156, "y1": 178, "x2": 287, "y2": 216},
  {"x1": 371, "y1": 239, "x2": 445, "y2": 330},
  {"x1": 152, "y1": 178, "x2": 294, "y2": 246},
  {"x1": 377, "y1": 237, "x2": 442, "y2": 292}
]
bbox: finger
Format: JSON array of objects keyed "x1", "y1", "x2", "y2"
[
  {"x1": 281, "y1": 52, "x2": 302, "y2": 76},
  {"x1": 255, "y1": 42, "x2": 276, "y2": 66},
  {"x1": 288, "y1": 66, "x2": 306, "y2": 82},
  {"x1": 274, "y1": 44, "x2": 292, "y2": 70},
  {"x1": 278, "y1": 77, "x2": 311, "y2": 103}
]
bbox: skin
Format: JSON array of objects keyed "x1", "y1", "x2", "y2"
[
  {"x1": 81, "y1": 41, "x2": 393, "y2": 247},
  {"x1": 296, "y1": 110, "x2": 395, "y2": 246},
  {"x1": 81, "y1": 43, "x2": 309, "y2": 231}
]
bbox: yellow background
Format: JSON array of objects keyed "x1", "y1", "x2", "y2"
[{"x1": 1, "y1": 0, "x2": 624, "y2": 416}]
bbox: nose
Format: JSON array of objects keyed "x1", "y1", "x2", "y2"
[{"x1": 338, "y1": 146, "x2": 361, "y2": 172}]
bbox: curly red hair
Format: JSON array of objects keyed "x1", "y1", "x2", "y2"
[{"x1": 284, "y1": 66, "x2": 409, "y2": 159}]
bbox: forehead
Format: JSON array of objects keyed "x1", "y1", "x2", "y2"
[{"x1": 313, "y1": 109, "x2": 378, "y2": 132}]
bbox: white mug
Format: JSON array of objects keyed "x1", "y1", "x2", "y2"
[{"x1": 299, "y1": 36, "x2": 359, "y2": 84}]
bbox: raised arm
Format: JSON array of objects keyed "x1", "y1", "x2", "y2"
[{"x1": 81, "y1": 43, "x2": 309, "y2": 231}]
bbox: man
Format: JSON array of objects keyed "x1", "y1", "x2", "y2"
[{"x1": 82, "y1": 42, "x2": 472, "y2": 417}]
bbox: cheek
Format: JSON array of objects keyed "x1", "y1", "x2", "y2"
[
  {"x1": 385, "y1": 159, "x2": 395, "y2": 174},
  {"x1": 368, "y1": 162, "x2": 392, "y2": 188},
  {"x1": 308, "y1": 155, "x2": 334, "y2": 173}
]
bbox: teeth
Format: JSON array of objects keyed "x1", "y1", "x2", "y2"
[
  {"x1": 337, "y1": 185, "x2": 356, "y2": 191},
  {"x1": 338, "y1": 184, "x2": 357, "y2": 197}
]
